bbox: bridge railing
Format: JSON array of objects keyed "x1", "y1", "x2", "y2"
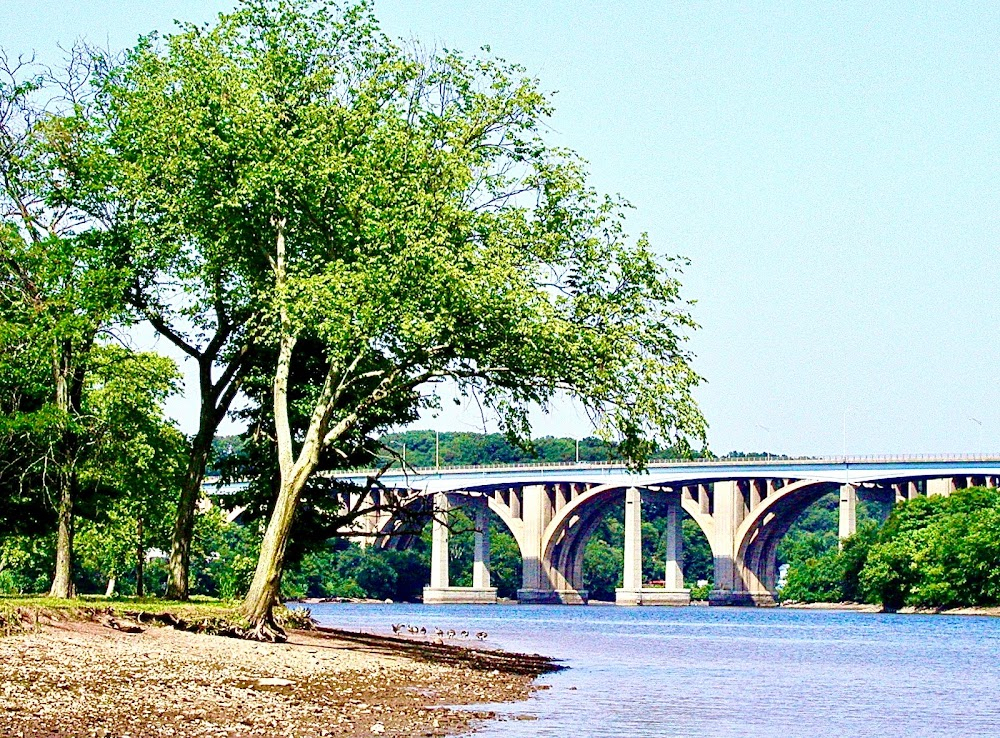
[{"x1": 338, "y1": 452, "x2": 1000, "y2": 477}]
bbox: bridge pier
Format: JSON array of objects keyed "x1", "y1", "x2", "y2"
[
  {"x1": 616, "y1": 487, "x2": 690, "y2": 606},
  {"x1": 664, "y1": 497, "x2": 684, "y2": 590},
  {"x1": 472, "y1": 503, "x2": 491, "y2": 590},
  {"x1": 517, "y1": 484, "x2": 560, "y2": 603},
  {"x1": 710, "y1": 481, "x2": 749, "y2": 605},
  {"x1": 423, "y1": 494, "x2": 497, "y2": 604},
  {"x1": 927, "y1": 477, "x2": 955, "y2": 496}
]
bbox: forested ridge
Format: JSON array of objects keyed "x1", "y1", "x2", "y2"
[
  {"x1": 6, "y1": 426, "x2": 1000, "y2": 609},
  {"x1": 209, "y1": 430, "x2": 700, "y2": 476}
]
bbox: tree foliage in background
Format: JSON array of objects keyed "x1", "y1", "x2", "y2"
[
  {"x1": 0, "y1": 49, "x2": 142, "y2": 597},
  {"x1": 781, "y1": 487, "x2": 1000, "y2": 610},
  {"x1": 0, "y1": 345, "x2": 187, "y2": 597},
  {"x1": 377, "y1": 430, "x2": 685, "y2": 468},
  {"x1": 73, "y1": 348, "x2": 186, "y2": 596}
]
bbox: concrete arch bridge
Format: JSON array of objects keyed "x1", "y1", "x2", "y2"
[{"x1": 335, "y1": 456, "x2": 1000, "y2": 607}]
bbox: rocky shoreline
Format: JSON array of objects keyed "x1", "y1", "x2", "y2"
[{"x1": 0, "y1": 608, "x2": 559, "y2": 737}]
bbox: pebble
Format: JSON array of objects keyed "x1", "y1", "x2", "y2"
[
  {"x1": 0, "y1": 619, "x2": 538, "y2": 737},
  {"x1": 256, "y1": 678, "x2": 295, "y2": 687}
]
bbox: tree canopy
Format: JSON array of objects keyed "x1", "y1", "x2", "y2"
[
  {"x1": 781, "y1": 487, "x2": 1000, "y2": 610},
  {"x1": 2, "y1": 0, "x2": 709, "y2": 634},
  {"x1": 79, "y1": 0, "x2": 706, "y2": 634}
]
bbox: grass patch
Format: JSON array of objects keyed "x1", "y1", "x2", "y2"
[
  {"x1": 1, "y1": 594, "x2": 236, "y2": 614},
  {"x1": 0, "y1": 595, "x2": 312, "y2": 639},
  {"x1": 0, "y1": 603, "x2": 31, "y2": 637}
]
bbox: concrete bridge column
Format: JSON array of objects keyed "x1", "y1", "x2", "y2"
[
  {"x1": 517, "y1": 484, "x2": 557, "y2": 603},
  {"x1": 428, "y1": 493, "x2": 450, "y2": 590},
  {"x1": 424, "y1": 494, "x2": 498, "y2": 604},
  {"x1": 839, "y1": 484, "x2": 857, "y2": 542},
  {"x1": 616, "y1": 487, "x2": 643, "y2": 605},
  {"x1": 927, "y1": 478, "x2": 954, "y2": 497},
  {"x1": 709, "y1": 480, "x2": 750, "y2": 605},
  {"x1": 664, "y1": 497, "x2": 684, "y2": 589},
  {"x1": 613, "y1": 489, "x2": 690, "y2": 606},
  {"x1": 473, "y1": 502, "x2": 491, "y2": 590}
]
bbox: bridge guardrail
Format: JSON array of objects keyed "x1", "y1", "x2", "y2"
[{"x1": 334, "y1": 452, "x2": 1000, "y2": 477}]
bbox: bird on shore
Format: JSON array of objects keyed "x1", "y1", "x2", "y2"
[
  {"x1": 407, "y1": 626, "x2": 419, "y2": 635},
  {"x1": 446, "y1": 629, "x2": 456, "y2": 638},
  {"x1": 476, "y1": 631, "x2": 488, "y2": 640},
  {"x1": 391, "y1": 623, "x2": 404, "y2": 634},
  {"x1": 434, "y1": 628, "x2": 444, "y2": 637},
  {"x1": 419, "y1": 626, "x2": 427, "y2": 635},
  {"x1": 460, "y1": 630, "x2": 469, "y2": 638}
]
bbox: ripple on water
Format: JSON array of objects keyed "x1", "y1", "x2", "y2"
[{"x1": 303, "y1": 603, "x2": 1000, "y2": 738}]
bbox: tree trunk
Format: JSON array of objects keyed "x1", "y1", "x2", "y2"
[
  {"x1": 105, "y1": 575, "x2": 116, "y2": 598},
  {"x1": 135, "y1": 516, "x2": 144, "y2": 598},
  {"x1": 49, "y1": 470, "x2": 75, "y2": 598},
  {"x1": 49, "y1": 339, "x2": 76, "y2": 600},
  {"x1": 164, "y1": 428, "x2": 214, "y2": 600},
  {"x1": 242, "y1": 219, "x2": 305, "y2": 640},
  {"x1": 240, "y1": 467, "x2": 310, "y2": 641}
]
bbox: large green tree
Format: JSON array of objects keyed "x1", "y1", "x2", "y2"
[
  {"x1": 73, "y1": 347, "x2": 186, "y2": 597},
  {"x1": 97, "y1": 0, "x2": 705, "y2": 638},
  {"x1": 0, "y1": 49, "x2": 128, "y2": 597}
]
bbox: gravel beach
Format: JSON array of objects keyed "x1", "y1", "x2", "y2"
[{"x1": 0, "y1": 617, "x2": 550, "y2": 738}]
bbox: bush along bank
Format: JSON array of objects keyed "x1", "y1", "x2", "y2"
[{"x1": 781, "y1": 486, "x2": 1000, "y2": 610}]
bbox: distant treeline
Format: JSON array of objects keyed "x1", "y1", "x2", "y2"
[
  {"x1": 375, "y1": 430, "x2": 787, "y2": 468},
  {"x1": 210, "y1": 430, "x2": 782, "y2": 475},
  {"x1": 379, "y1": 431, "x2": 625, "y2": 467}
]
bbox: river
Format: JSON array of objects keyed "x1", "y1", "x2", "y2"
[{"x1": 304, "y1": 602, "x2": 1000, "y2": 737}]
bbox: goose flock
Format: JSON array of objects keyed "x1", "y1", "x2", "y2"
[{"x1": 390, "y1": 623, "x2": 488, "y2": 641}]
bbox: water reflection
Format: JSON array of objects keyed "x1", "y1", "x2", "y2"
[{"x1": 306, "y1": 603, "x2": 1000, "y2": 737}]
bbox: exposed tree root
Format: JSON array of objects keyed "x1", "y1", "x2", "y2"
[
  {"x1": 243, "y1": 617, "x2": 287, "y2": 643},
  {"x1": 119, "y1": 610, "x2": 251, "y2": 639},
  {"x1": 313, "y1": 626, "x2": 564, "y2": 676}
]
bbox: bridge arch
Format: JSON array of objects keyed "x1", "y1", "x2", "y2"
[
  {"x1": 374, "y1": 489, "x2": 529, "y2": 560},
  {"x1": 541, "y1": 482, "x2": 716, "y2": 597},
  {"x1": 733, "y1": 479, "x2": 838, "y2": 599}
]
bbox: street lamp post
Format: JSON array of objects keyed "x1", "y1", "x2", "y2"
[
  {"x1": 842, "y1": 409, "x2": 849, "y2": 461},
  {"x1": 755, "y1": 424, "x2": 771, "y2": 461},
  {"x1": 970, "y1": 417, "x2": 983, "y2": 456}
]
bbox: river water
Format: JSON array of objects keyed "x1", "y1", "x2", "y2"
[{"x1": 305, "y1": 603, "x2": 1000, "y2": 737}]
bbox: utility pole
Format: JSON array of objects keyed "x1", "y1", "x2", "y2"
[
  {"x1": 575, "y1": 437, "x2": 580, "y2": 463},
  {"x1": 435, "y1": 431, "x2": 440, "y2": 471}
]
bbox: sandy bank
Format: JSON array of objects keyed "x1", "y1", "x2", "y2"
[
  {"x1": 780, "y1": 601, "x2": 1000, "y2": 617},
  {"x1": 0, "y1": 615, "x2": 557, "y2": 737}
]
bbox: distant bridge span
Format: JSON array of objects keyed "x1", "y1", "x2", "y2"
[{"x1": 335, "y1": 456, "x2": 1000, "y2": 606}]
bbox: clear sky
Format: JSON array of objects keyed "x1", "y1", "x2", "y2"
[{"x1": 5, "y1": 1, "x2": 999, "y2": 456}]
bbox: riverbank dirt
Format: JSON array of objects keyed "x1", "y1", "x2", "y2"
[{"x1": 0, "y1": 614, "x2": 556, "y2": 737}]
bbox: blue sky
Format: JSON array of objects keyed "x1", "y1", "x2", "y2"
[{"x1": 5, "y1": 1, "x2": 999, "y2": 455}]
